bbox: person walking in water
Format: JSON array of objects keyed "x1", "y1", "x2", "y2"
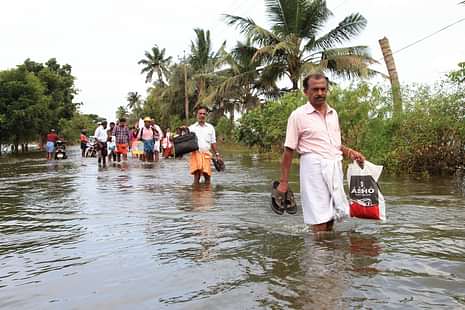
[
  {"x1": 46, "y1": 129, "x2": 58, "y2": 160},
  {"x1": 80, "y1": 130, "x2": 89, "y2": 157},
  {"x1": 162, "y1": 128, "x2": 174, "y2": 158},
  {"x1": 112, "y1": 117, "x2": 131, "y2": 163},
  {"x1": 188, "y1": 106, "x2": 221, "y2": 185},
  {"x1": 277, "y1": 73, "x2": 365, "y2": 233},
  {"x1": 138, "y1": 117, "x2": 157, "y2": 162},
  {"x1": 107, "y1": 122, "x2": 117, "y2": 163},
  {"x1": 94, "y1": 120, "x2": 108, "y2": 167},
  {"x1": 150, "y1": 118, "x2": 163, "y2": 162}
]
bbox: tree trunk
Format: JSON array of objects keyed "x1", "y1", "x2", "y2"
[
  {"x1": 379, "y1": 37, "x2": 402, "y2": 118},
  {"x1": 14, "y1": 144, "x2": 18, "y2": 153},
  {"x1": 184, "y1": 64, "x2": 189, "y2": 121},
  {"x1": 291, "y1": 78, "x2": 299, "y2": 90},
  {"x1": 25, "y1": 144, "x2": 29, "y2": 152}
]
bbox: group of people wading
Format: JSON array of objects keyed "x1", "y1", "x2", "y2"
[
  {"x1": 80, "y1": 106, "x2": 222, "y2": 185},
  {"x1": 48, "y1": 73, "x2": 367, "y2": 233}
]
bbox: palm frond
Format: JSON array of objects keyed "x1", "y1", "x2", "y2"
[
  {"x1": 224, "y1": 14, "x2": 278, "y2": 46},
  {"x1": 312, "y1": 13, "x2": 367, "y2": 50},
  {"x1": 319, "y1": 46, "x2": 377, "y2": 79}
]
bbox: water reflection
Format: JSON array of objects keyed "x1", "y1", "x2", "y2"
[{"x1": 1, "y1": 147, "x2": 465, "y2": 309}]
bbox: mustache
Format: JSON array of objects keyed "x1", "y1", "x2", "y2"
[{"x1": 316, "y1": 96, "x2": 326, "y2": 100}]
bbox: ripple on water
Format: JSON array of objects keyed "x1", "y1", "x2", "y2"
[{"x1": 0, "y1": 149, "x2": 465, "y2": 309}]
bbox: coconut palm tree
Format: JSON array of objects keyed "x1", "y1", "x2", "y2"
[
  {"x1": 214, "y1": 40, "x2": 278, "y2": 120},
  {"x1": 116, "y1": 106, "x2": 129, "y2": 120},
  {"x1": 225, "y1": 0, "x2": 377, "y2": 90},
  {"x1": 138, "y1": 45, "x2": 172, "y2": 85},
  {"x1": 126, "y1": 91, "x2": 141, "y2": 110},
  {"x1": 188, "y1": 28, "x2": 226, "y2": 109}
]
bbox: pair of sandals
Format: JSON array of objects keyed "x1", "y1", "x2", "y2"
[
  {"x1": 271, "y1": 180, "x2": 297, "y2": 215},
  {"x1": 212, "y1": 158, "x2": 225, "y2": 172}
]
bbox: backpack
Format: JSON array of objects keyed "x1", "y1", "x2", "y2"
[{"x1": 139, "y1": 127, "x2": 160, "y2": 141}]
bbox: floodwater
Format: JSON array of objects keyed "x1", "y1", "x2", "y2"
[{"x1": 1, "y1": 147, "x2": 464, "y2": 309}]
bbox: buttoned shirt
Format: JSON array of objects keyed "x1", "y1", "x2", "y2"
[
  {"x1": 189, "y1": 122, "x2": 216, "y2": 152},
  {"x1": 284, "y1": 102, "x2": 342, "y2": 159},
  {"x1": 94, "y1": 125, "x2": 108, "y2": 143},
  {"x1": 112, "y1": 125, "x2": 131, "y2": 145}
]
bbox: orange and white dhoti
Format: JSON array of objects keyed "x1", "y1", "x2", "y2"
[{"x1": 189, "y1": 151, "x2": 212, "y2": 176}]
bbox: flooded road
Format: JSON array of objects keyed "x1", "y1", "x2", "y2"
[{"x1": 1, "y1": 147, "x2": 465, "y2": 309}]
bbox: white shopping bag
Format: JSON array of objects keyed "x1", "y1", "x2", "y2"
[{"x1": 347, "y1": 161, "x2": 386, "y2": 221}]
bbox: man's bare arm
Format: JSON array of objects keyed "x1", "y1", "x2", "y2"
[{"x1": 277, "y1": 147, "x2": 294, "y2": 193}]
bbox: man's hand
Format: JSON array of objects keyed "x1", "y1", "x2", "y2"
[
  {"x1": 277, "y1": 181, "x2": 288, "y2": 193},
  {"x1": 350, "y1": 150, "x2": 365, "y2": 168}
]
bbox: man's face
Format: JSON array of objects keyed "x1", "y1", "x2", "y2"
[
  {"x1": 110, "y1": 123, "x2": 115, "y2": 130},
  {"x1": 144, "y1": 121, "x2": 150, "y2": 128},
  {"x1": 120, "y1": 121, "x2": 126, "y2": 127},
  {"x1": 304, "y1": 78, "x2": 328, "y2": 107},
  {"x1": 197, "y1": 109, "x2": 207, "y2": 122},
  {"x1": 102, "y1": 123, "x2": 107, "y2": 129}
]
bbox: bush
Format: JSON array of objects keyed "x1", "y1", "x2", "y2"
[
  {"x1": 236, "y1": 91, "x2": 306, "y2": 150},
  {"x1": 236, "y1": 79, "x2": 465, "y2": 175},
  {"x1": 215, "y1": 116, "x2": 235, "y2": 142}
]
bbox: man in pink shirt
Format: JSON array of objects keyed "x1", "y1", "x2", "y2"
[{"x1": 277, "y1": 73, "x2": 365, "y2": 233}]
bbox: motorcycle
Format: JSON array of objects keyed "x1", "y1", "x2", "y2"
[
  {"x1": 85, "y1": 136, "x2": 98, "y2": 158},
  {"x1": 54, "y1": 140, "x2": 67, "y2": 160}
]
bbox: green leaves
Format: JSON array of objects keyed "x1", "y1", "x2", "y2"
[{"x1": 138, "y1": 45, "x2": 172, "y2": 85}]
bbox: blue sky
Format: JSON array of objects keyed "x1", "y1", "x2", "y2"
[{"x1": 1, "y1": 0, "x2": 464, "y2": 121}]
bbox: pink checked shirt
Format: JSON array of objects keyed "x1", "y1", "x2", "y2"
[{"x1": 284, "y1": 102, "x2": 342, "y2": 159}]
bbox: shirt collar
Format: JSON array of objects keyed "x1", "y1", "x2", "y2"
[
  {"x1": 304, "y1": 102, "x2": 335, "y2": 115},
  {"x1": 193, "y1": 122, "x2": 207, "y2": 127}
]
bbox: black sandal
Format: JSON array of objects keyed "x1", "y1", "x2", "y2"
[
  {"x1": 271, "y1": 181, "x2": 286, "y2": 215},
  {"x1": 285, "y1": 190, "x2": 297, "y2": 215}
]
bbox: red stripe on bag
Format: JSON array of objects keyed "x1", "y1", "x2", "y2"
[{"x1": 350, "y1": 202, "x2": 381, "y2": 220}]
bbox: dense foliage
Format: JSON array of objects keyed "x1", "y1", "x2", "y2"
[
  {"x1": 0, "y1": 58, "x2": 101, "y2": 150},
  {"x1": 235, "y1": 71, "x2": 465, "y2": 175},
  {"x1": 123, "y1": 0, "x2": 374, "y2": 129}
]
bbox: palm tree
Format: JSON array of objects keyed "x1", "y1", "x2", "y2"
[
  {"x1": 189, "y1": 28, "x2": 225, "y2": 71},
  {"x1": 138, "y1": 45, "x2": 172, "y2": 85},
  {"x1": 214, "y1": 40, "x2": 278, "y2": 120},
  {"x1": 188, "y1": 29, "x2": 226, "y2": 108},
  {"x1": 225, "y1": 0, "x2": 376, "y2": 90},
  {"x1": 116, "y1": 106, "x2": 129, "y2": 120},
  {"x1": 126, "y1": 91, "x2": 141, "y2": 110}
]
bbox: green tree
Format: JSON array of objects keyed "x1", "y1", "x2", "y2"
[
  {"x1": 448, "y1": 62, "x2": 465, "y2": 84},
  {"x1": 225, "y1": 0, "x2": 376, "y2": 90},
  {"x1": 116, "y1": 106, "x2": 129, "y2": 120},
  {"x1": 138, "y1": 45, "x2": 172, "y2": 85},
  {"x1": 59, "y1": 113, "x2": 100, "y2": 143},
  {"x1": 188, "y1": 28, "x2": 226, "y2": 109},
  {"x1": 214, "y1": 40, "x2": 278, "y2": 121},
  {"x1": 126, "y1": 91, "x2": 141, "y2": 110},
  {"x1": 0, "y1": 67, "x2": 50, "y2": 149}
]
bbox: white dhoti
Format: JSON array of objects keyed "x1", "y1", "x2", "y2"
[{"x1": 299, "y1": 153, "x2": 350, "y2": 225}]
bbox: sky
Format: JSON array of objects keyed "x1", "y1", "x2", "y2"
[{"x1": 1, "y1": 0, "x2": 464, "y2": 121}]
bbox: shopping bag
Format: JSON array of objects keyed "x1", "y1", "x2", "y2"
[{"x1": 347, "y1": 161, "x2": 386, "y2": 221}]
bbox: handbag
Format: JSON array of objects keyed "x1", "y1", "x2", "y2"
[{"x1": 173, "y1": 129, "x2": 199, "y2": 156}]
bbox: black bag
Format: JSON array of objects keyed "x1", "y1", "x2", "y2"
[{"x1": 173, "y1": 130, "x2": 199, "y2": 156}]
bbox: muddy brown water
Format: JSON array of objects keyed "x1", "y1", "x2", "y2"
[{"x1": 1, "y1": 147, "x2": 464, "y2": 309}]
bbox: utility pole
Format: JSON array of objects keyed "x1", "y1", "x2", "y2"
[
  {"x1": 379, "y1": 37, "x2": 402, "y2": 118},
  {"x1": 183, "y1": 50, "x2": 189, "y2": 121}
]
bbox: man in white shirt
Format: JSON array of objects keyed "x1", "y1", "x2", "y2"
[
  {"x1": 94, "y1": 120, "x2": 108, "y2": 167},
  {"x1": 150, "y1": 119, "x2": 164, "y2": 162},
  {"x1": 188, "y1": 106, "x2": 221, "y2": 185}
]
